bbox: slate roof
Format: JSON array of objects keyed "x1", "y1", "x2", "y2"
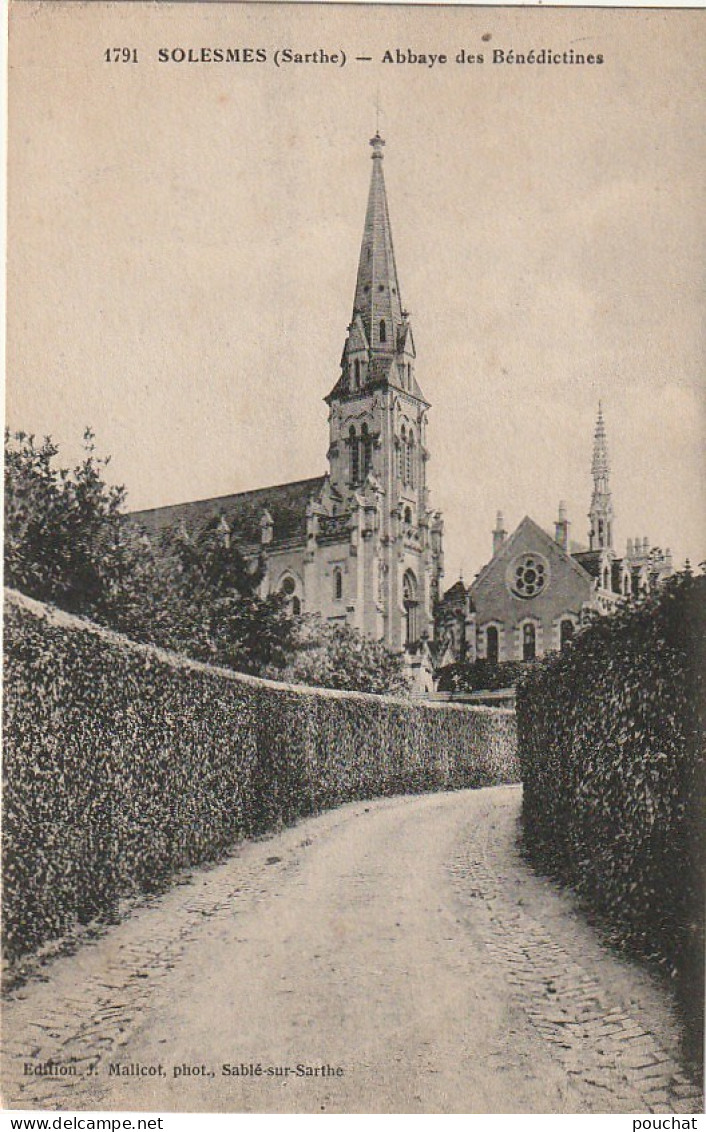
[
  {"x1": 571, "y1": 549, "x2": 602, "y2": 578},
  {"x1": 442, "y1": 579, "x2": 468, "y2": 602},
  {"x1": 130, "y1": 475, "x2": 327, "y2": 549},
  {"x1": 438, "y1": 579, "x2": 474, "y2": 612}
]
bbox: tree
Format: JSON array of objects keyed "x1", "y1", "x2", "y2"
[
  {"x1": 4, "y1": 430, "x2": 295, "y2": 676},
  {"x1": 4, "y1": 428, "x2": 137, "y2": 623},
  {"x1": 150, "y1": 517, "x2": 297, "y2": 675},
  {"x1": 274, "y1": 616, "x2": 410, "y2": 696}
]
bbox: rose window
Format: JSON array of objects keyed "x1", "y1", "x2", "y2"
[{"x1": 508, "y1": 554, "x2": 549, "y2": 599}]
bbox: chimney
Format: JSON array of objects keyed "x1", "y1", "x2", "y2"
[
  {"x1": 493, "y1": 511, "x2": 507, "y2": 556},
  {"x1": 626, "y1": 537, "x2": 633, "y2": 558},
  {"x1": 554, "y1": 500, "x2": 570, "y2": 552}
]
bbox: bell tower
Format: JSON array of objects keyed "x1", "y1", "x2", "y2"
[{"x1": 324, "y1": 134, "x2": 443, "y2": 652}]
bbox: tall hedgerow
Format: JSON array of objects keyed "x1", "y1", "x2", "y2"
[
  {"x1": 3, "y1": 589, "x2": 519, "y2": 966},
  {"x1": 517, "y1": 570, "x2": 705, "y2": 1069}
]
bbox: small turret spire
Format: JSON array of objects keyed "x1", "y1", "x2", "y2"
[
  {"x1": 592, "y1": 400, "x2": 609, "y2": 480},
  {"x1": 588, "y1": 402, "x2": 614, "y2": 551}
]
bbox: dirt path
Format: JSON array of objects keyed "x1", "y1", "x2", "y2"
[{"x1": 2, "y1": 787, "x2": 701, "y2": 1114}]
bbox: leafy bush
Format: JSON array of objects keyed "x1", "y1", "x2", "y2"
[
  {"x1": 517, "y1": 572, "x2": 705, "y2": 1069},
  {"x1": 272, "y1": 616, "x2": 410, "y2": 696},
  {"x1": 437, "y1": 659, "x2": 529, "y2": 693},
  {"x1": 2, "y1": 589, "x2": 519, "y2": 963}
]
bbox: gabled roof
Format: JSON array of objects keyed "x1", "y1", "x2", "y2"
[
  {"x1": 471, "y1": 515, "x2": 595, "y2": 592},
  {"x1": 130, "y1": 475, "x2": 327, "y2": 549}
]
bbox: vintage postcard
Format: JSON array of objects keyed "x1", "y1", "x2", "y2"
[{"x1": 3, "y1": 0, "x2": 704, "y2": 1118}]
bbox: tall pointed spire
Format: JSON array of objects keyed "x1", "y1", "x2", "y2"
[
  {"x1": 589, "y1": 402, "x2": 614, "y2": 551},
  {"x1": 351, "y1": 133, "x2": 404, "y2": 353}
]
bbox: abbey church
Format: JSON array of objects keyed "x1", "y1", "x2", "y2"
[
  {"x1": 133, "y1": 134, "x2": 672, "y2": 688},
  {"x1": 133, "y1": 133, "x2": 445, "y2": 687}
]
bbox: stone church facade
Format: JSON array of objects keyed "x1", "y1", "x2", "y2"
[
  {"x1": 435, "y1": 405, "x2": 674, "y2": 668},
  {"x1": 132, "y1": 134, "x2": 444, "y2": 686}
]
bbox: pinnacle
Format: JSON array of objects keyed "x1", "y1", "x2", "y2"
[{"x1": 591, "y1": 403, "x2": 610, "y2": 478}]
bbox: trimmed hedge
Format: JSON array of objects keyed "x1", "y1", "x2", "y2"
[
  {"x1": 3, "y1": 589, "x2": 518, "y2": 963},
  {"x1": 517, "y1": 573, "x2": 705, "y2": 1068}
]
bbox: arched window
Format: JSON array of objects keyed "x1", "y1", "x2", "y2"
[
  {"x1": 361, "y1": 423, "x2": 373, "y2": 477},
  {"x1": 354, "y1": 358, "x2": 361, "y2": 388},
  {"x1": 279, "y1": 575, "x2": 301, "y2": 617},
  {"x1": 560, "y1": 619, "x2": 574, "y2": 650},
  {"x1": 379, "y1": 319, "x2": 387, "y2": 344},
  {"x1": 349, "y1": 425, "x2": 359, "y2": 484},
  {"x1": 404, "y1": 506, "x2": 412, "y2": 525},
  {"x1": 408, "y1": 433, "x2": 415, "y2": 488},
  {"x1": 333, "y1": 567, "x2": 343, "y2": 601},
  {"x1": 522, "y1": 623, "x2": 536, "y2": 662},
  {"x1": 623, "y1": 573, "x2": 630, "y2": 596},
  {"x1": 486, "y1": 626, "x2": 499, "y2": 665},
  {"x1": 403, "y1": 570, "x2": 418, "y2": 646},
  {"x1": 407, "y1": 363, "x2": 412, "y2": 386},
  {"x1": 399, "y1": 426, "x2": 406, "y2": 481},
  {"x1": 602, "y1": 566, "x2": 610, "y2": 590}
]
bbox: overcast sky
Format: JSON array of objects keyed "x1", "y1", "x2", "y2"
[{"x1": 8, "y1": 3, "x2": 705, "y2": 582}]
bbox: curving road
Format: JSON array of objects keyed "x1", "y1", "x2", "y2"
[{"x1": 2, "y1": 787, "x2": 701, "y2": 1114}]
